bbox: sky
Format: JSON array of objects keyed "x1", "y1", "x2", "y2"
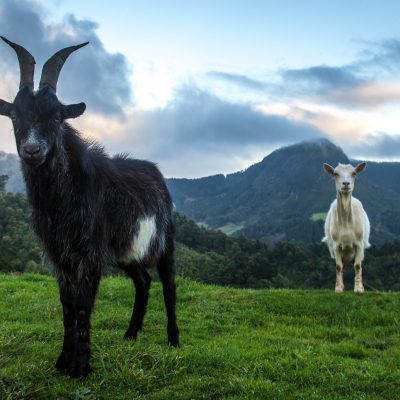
[{"x1": 1, "y1": 0, "x2": 400, "y2": 177}]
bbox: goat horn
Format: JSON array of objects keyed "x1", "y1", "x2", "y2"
[
  {"x1": 1, "y1": 36, "x2": 36, "y2": 90},
  {"x1": 39, "y1": 42, "x2": 89, "y2": 91}
]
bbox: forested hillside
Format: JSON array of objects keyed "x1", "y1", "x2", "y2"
[
  {"x1": 0, "y1": 151, "x2": 23, "y2": 193},
  {"x1": 1, "y1": 176, "x2": 400, "y2": 290},
  {"x1": 0, "y1": 175, "x2": 43, "y2": 273},
  {"x1": 168, "y1": 139, "x2": 400, "y2": 245}
]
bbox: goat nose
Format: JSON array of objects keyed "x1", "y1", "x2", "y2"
[
  {"x1": 24, "y1": 144, "x2": 41, "y2": 155},
  {"x1": 343, "y1": 181, "x2": 350, "y2": 187}
]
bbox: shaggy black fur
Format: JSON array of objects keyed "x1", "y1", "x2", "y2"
[{"x1": 0, "y1": 43, "x2": 179, "y2": 379}]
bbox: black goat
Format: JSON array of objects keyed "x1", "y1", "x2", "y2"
[{"x1": 0, "y1": 37, "x2": 179, "y2": 379}]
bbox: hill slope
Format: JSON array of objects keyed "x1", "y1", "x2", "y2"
[
  {"x1": 168, "y1": 139, "x2": 400, "y2": 245},
  {"x1": 1, "y1": 273, "x2": 399, "y2": 399}
]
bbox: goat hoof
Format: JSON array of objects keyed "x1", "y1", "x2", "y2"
[
  {"x1": 335, "y1": 287, "x2": 344, "y2": 293},
  {"x1": 56, "y1": 353, "x2": 91, "y2": 379},
  {"x1": 354, "y1": 286, "x2": 364, "y2": 293},
  {"x1": 55, "y1": 352, "x2": 70, "y2": 374},
  {"x1": 123, "y1": 330, "x2": 138, "y2": 340},
  {"x1": 168, "y1": 338, "x2": 180, "y2": 348},
  {"x1": 167, "y1": 326, "x2": 180, "y2": 347},
  {"x1": 69, "y1": 360, "x2": 91, "y2": 380}
]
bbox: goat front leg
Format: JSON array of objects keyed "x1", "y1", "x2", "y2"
[
  {"x1": 55, "y1": 298, "x2": 76, "y2": 374},
  {"x1": 354, "y1": 247, "x2": 364, "y2": 293},
  {"x1": 334, "y1": 249, "x2": 344, "y2": 292},
  {"x1": 56, "y1": 268, "x2": 101, "y2": 379}
]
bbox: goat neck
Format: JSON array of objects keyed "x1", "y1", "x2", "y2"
[{"x1": 336, "y1": 190, "x2": 353, "y2": 227}]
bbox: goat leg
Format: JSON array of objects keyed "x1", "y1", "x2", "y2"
[
  {"x1": 56, "y1": 269, "x2": 100, "y2": 379},
  {"x1": 55, "y1": 301, "x2": 76, "y2": 374},
  {"x1": 157, "y1": 238, "x2": 180, "y2": 347},
  {"x1": 354, "y1": 247, "x2": 365, "y2": 293}
]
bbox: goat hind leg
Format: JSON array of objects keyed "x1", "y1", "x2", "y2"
[
  {"x1": 123, "y1": 263, "x2": 151, "y2": 340},
  {"x1": 157, "y1": 246, "x2": 180, "y2": 347}
]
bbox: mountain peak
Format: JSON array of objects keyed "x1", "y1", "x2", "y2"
[
  {"x1": 274, "y1": 138, "x2": 347, "y2": 159},
  {"x1": 254, "y1": 138, "x2": 349, "y2": 174},
  {"x1": 298, "y1": 138, "x2": 347, "y2": 157}
]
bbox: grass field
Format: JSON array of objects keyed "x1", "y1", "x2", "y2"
[
  {"x1": 310, "y1": 213, "x2": 327, "y2": 222},
  {"x1": 217, "y1": 224, "x2": 244, "y2": 236},
  {"x1": 0, "y1": 273, "x2": 399, "y2": 399}
]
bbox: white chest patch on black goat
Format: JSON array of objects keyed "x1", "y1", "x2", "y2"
[{"x1": 120, "y1": 216, "x2": 156, "y2": 263}]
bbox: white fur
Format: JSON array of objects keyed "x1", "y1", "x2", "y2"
[
  {"x1": 323, "y1": 163, "x2": 370, "y2": 293},
  {"x1": 25, "y1": 128, "x2": 39, "y2": 145},
  {"x1": 120, "y1": 216, "x2": 157, "y2": 263}
]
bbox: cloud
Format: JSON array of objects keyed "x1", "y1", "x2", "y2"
[
  {"x1": 256, "y1": 101, "x2": 372, "y2": 142},
  {"x1": 207, "y1": 39, "x2": 400, "y2": 112},
  {"x1": 206, "y1": 71, "x2": 268, "y2": 92},
  {"x1": 156, "y1": 86, "x2": 322, "y2": 145},
  {"x1": 323, "y1": 82, "x2": 400, "y2": 109},
  {"x1": 0, "y1": 0, "x2": 132, "y2": 115},
  {"x1": 281, "y1": 65, "x2": 364, "y2": 94},
  {"x1": 356, "y1": 39, "x2": 400, "y2": 78},
  {"x1": 280, "y1": 41, "x2": 400, "y2": 110},
  {"x1": 347, "y1": 132, "x2": 400, "y2": 160},
  {"x1": 78, "y1": 85, "x2": 326, "y2": 177}
]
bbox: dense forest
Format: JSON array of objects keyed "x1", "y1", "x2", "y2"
[
  {"x1": 0, "y1": 175, "x2": 44, "y2": 273},
  {"x1": 1, "y1": 175, "x2": 400, "y2": 290}
]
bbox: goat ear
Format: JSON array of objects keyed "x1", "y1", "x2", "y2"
[
  {"x1": 354, "y1": 162, "x2": 366, "y2": 174},
  {"x1": 0, "y1": 99, "x2": 13, "y2": 117},
  {"x1": 62, "y1": 102, "x2": 86, "y2": 119},
  {"x1": 323, "y1": 163, "x2": 335, "y2": 175}
]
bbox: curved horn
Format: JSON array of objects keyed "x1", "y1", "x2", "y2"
[
  {"x1": 39, "y1": 42, "x2": 89, "y2": 91},
  {"x1": 1, "y1": 36, "x2": 35, "y2": 90}
]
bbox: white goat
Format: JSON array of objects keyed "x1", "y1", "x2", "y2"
[{"x1": 323, "y1": 162, "x2": 371, "y2": 293}]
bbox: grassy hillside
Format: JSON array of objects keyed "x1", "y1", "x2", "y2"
[{"x1": 1, "y1": 274, "x2": 399, "y2": 399}]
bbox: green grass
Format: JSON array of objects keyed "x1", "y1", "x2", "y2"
[
  {"x1": 217, "y1": 224, "x2": 244, "y2": 235},
  {"x1": 1, "y1": 273, "x2": 400, "y2": 399},
  {"x1": 196, "y1": 221, "x2": 243, "y2": 235},
  {"x1": 310, "y1": 212, "x2": 327, "y2": 222}
]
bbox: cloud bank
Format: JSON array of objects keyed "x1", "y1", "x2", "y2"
[
  {"x1": 348, "y1": 132, "x2": 400, "y2": 160},
  {"x1": 79, "y1": 85, "x2": 325, "y2": 177}
]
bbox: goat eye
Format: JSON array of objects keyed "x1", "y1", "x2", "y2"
[
  {"x1": 53, "y1": 116, "x2": 61, "y2": 123},
  {"x1": 10, "y1": 113, "x2": 16, "y2": 121}
]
